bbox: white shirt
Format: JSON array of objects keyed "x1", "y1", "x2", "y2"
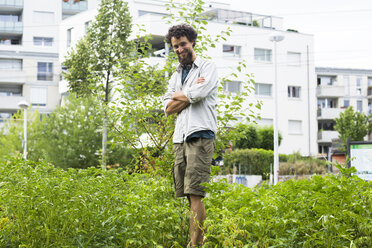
[{"x1": 163, "y1": 57, "x2": 218, "y2": 143}]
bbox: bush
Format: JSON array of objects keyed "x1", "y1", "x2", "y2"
[
  {"x1": 223, "y1": 148, "x2": 273, "y2": 179},
  {"x1": 0, "y1": 157, "x2": 189, "y2": 247},
  {"x1": 1, "y1": 157, "x2": 371, "y2": 247},
  {"x1": 223, "y1": 149, "x2": 328, "y2": 178},
  {"x1": 233, "y1": 124, "x2": 282, "y2": 150}
]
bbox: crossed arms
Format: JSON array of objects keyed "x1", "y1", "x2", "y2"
[{"x1": 165, "y1": 77, "x2": 205, "y2": 116}]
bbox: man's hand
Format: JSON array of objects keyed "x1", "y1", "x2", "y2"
[
  {"x1": 195, "y1": 77, "x2": 205, "y2": 84},
  {"x1": 166, "y1": 77, "x2": 206, "y2": 115}
]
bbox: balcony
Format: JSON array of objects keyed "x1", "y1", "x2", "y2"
[
  {"x1": 316, "y1": 85, "x2": 344, "y2": 97},
  {"x1": 317, "y1": 107, "x2": 344, "y2": 120},
  {"x1": 0, "y1": 0, "x2": 23, "y2": 13},
  {"x1": 318, "y1": 130, "x2": 339, "y2": 143},
  {"x1": 0, "y1": 95, "x2": 25, "y2": 110},
  {"x1": 0, "y1": 21, "x2": 22, "y2": 35},
  {"x1": 62, "y1": 0, "x2": 88, "y2": 17},
  {"x1": 0, "y1": 70, "x2": 25, "y2": 83}
]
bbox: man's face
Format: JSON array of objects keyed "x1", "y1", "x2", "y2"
[{"x1": 171, "y1": 36, "x2": 194, "y2": 65}]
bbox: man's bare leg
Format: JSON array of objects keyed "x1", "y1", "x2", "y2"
[{"x1": 189, "y1": 194, "x2": 206, "y2": 247}]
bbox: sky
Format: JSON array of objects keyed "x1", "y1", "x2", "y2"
[{"x1": 227, "y1": 0, "x2": 372, "y2": 69}]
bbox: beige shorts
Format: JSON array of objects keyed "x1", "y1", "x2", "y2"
[{"x1": 172, "y1": 138, "x2": 215, "y2": 197}]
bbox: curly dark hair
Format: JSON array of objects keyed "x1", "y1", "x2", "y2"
[{"x1": 165, "y1": 24, "x2": 198, "y2": 47}]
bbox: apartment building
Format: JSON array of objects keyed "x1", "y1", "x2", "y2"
[
  {"x1": 316, "y1": 67, "x2": 372, "y2": 157},
  {"x1": 0, "y1": 0, "x2": 100, "y2": 125},
  {"x1": 59, "y1": 0, "x2": 318, "y2": 156}
]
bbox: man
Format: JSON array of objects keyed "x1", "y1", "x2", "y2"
[{"x1": 163, "y1": 24, "x2": 218, "y2": 247}]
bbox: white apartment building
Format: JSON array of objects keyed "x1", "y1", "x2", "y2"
[
  {"x1": 0, "y1": 0, "x2": 100, "y2": 125},
  {"x1": 59, "y1": 0, "x2": 318, "y2": 156},
  {"x1": 316, "y1": 67, "x2": 372, "y2": 157}
]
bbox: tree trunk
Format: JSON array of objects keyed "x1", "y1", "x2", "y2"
[{"x1": 102, "y1": 70, "x2": 111, "y2": 170}]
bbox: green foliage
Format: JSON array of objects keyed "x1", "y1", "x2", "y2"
[
  {"x1": 1, "y1": 157, "x2": 371, "y2": 247},
  {"x1": 223, "y1": 149, "x2": 328, "y2": 179},
  {"x1": 0, "y1": 157, "x2": 189, "y2": 247},
  {"x1": 63, "y1": 0, "x2": 134, "y2": 168},
  {"x1": 233, "y1": 123, "x2": 282, "y2": 150},
  {"x1": 0, "y1": 110, "x2": 44, "y2": 160},
  {"x1": 334, "y1": 106, "x2": 372, "y2": 152},
  {"x1": 64, "y1": 0, "x2": 133, "y2": 100},
  {"x1": 223, "y1": 148, "x2": 273, "y2": 179},
  {"x1": 203, "y1": 173, "x2": 372, "y2": 247},
  {"x1": 257, "y1": 125, "x2": 282, "y2": 150},
  {"x1": 0, "y1": 96, "x2": 134, "y2": 169}
]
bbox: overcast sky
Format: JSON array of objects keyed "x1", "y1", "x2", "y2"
[{"x1": 227, "y1": 0, "x2": 372, "y2": 69}]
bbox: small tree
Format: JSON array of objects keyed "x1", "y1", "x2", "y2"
[
  {"x1": 63, "y1": 0, "x2": 133, "y2": 169},
  {"x1": 334, "y1": 106, "x2": 372, "y2": 152}
]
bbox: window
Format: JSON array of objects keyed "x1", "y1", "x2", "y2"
[
  {"x1": 356, "y1": 77, "x2": 362, "y2": 95},
  {"x1": 317, "y1": 98, "x2": 337, "y2": 108},
  {"x1": 37, "y1": 62, "x2": 53, "y2": 81},
  {"x1": 317, "y1": 76, "x2": 336, "y2": 86},
  {"x1": 368, "y1": 77, "x2": 372, "y2": 86},
  {"x1": 30, "y1": 87, "x2": 47, "y2": 107},
  {"x1": 33, "y1": 37, "x2": 53, "y2": 47},
  {"x1": 287, "y1": 52, "x2": 301, "y2": 66},
  {"x1": 288, "y1": 120, "x2": 302, "y2": 134},
  {"x1": 33, "y1": 11, "x2": 54, "y2": 24},
  {"x1": 357, "y1": 100, "x2": 363, "y2": 113},
  {"x1": 256, "y1": 118, "x2": 273, "y2": 126},
  {"x1": 0, "y1": 85, "x2": 22, "y2": 96},
  {"x1": 255, "y1": 83, "x2": 272, "y2": 96},
  {"x1": 0, "y1": 14, "x2": 20, "y2": 22},
  {"x1": 318, "y1": 120, "x2": 335, "y2": 131},
  {"x1": 67, "y1": 28, "x2": 72, "y2": 47},
  {"x1": 343, "y1": 99, "x2": 350, "y2": 108},
  {"x1": 223, "y1": 81, "x2": 241, "y2": 93},
  {"x1": 344, "y1": 75, "x2": 350, "y2": 95},
  {"x1": 0, "y1": 59, "x2": 22, "y2": 70},
  {"x1": 254, "y1": 48, "x2": 271, "y2": 62},
  {"x1": 288, "y1": 86, "x2": 300, "y2": 98},
  {"x1": 0, "y1": 38, "x2": 21, "y2": 45},
  {"x1": 223, "y1": 45, "x2": 241, "y2": 57}
]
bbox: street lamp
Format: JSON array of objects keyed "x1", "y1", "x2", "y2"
[
  {"x1": 18, "y1": 101, "x2": 29, "y2": 159},
  {"x1": 269, "y1": 32, "x2": 284, "y2": 185}
]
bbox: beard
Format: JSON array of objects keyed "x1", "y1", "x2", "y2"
[{"x1": 177, "y1": 50, "x2": 193, "y2": 65}]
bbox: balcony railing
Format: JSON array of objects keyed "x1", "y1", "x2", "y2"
[
  {"x1": 317, "y1": 130, "x2": 339, "y2": 143},
  {"x1": 316, "y1": 85, "x2": 344, "y2": 97},
  {"x1": 0, "y1": 95, "x2": 25, "y2": 110},
  {"x1": 62, "y1": 0, "x2": 88, "y2": 13},
  {"x1": 0, "y1": 21, "x2": 22, "y2": 34},
  {"x1": 317, "y1": 107, "x2": 344, "y2": 120},
  {"x1": 0, "y1": 0, "x2": 23, "y2": 8}
]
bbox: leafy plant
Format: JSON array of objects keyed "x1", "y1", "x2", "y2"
[
  {"x1": 334, "y1": 106, "x2": 372, "y2": 152},
  {"x1": 1, "y1": 157, "x2": 370, "y2": 247}
]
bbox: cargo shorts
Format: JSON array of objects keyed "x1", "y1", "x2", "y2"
[{"x1": 172, "y1": 138, "x2": 215, "y2": 197}]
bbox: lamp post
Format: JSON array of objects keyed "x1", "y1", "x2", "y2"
[
  {"x1": 18, "y1": 101, "x2": 29, "y2": 159},
  {"x1": 269, "y1": 33, "x2": 284, "y2": 185}
]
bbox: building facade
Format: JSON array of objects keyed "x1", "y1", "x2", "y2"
[
  {"x1": 316, "y1": 67, "x2": 372, "y2": 158},
  {"x1": 59, "y1": 0, "x2": 318, "y2": 156},
  {"x1": 0, "y1": 0, "x2": 100, "y2": 125}
]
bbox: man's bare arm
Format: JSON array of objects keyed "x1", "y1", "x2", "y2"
[{"x1": 165, "y1": 100, "x2": 190, "y2": 115}]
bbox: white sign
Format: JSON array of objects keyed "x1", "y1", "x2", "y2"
[{"x1": 350, "y1": 143, "x2": 372, "y2": 181}]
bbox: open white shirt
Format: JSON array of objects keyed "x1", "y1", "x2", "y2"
[{"x1": 163, "y1": 57, "x2": 218, "y2": 143}]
